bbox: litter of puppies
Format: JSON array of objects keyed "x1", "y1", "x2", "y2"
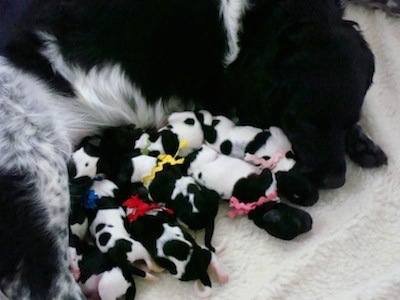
[{"x1": 67, "y1": 111, "x2": 313, "y2": 299}]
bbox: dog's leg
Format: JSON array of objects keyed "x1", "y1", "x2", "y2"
[
  {"x1": 0, "y1": 73, "x2": 85, "y2": 299},
  {"x1": 345, "y1": 124, "x2": 388, "y2": 168},
  {"x1": 0, "y1": 166, "x2": 85, "y2": 299}
]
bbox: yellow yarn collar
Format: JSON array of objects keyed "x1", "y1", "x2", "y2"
[{"x1": 142, "y1": 140, "x2": 189, "y2": 185}]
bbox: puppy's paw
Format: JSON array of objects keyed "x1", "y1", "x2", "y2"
[{"x1": 346, "y1": 124, "x2": 388, "y2": 168}]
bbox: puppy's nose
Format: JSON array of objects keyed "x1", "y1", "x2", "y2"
[{"x1": 320, "y1": 172, "x2": 345, "y2": 189}]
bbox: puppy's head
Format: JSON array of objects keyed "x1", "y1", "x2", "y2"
[
  {"x1": 248, "y1": 201, "x2": 313, "y2": 240},
  {"x1": 275, "y1": 168, "x2": 319, "y2": 206},
  {"x1": 180, "y1": 242, "x2": 213, "y2": 296},
  {"x1": 163, "y1": 111, "x2": 205, "y2": 156},
  {"x1": 68, "y1": 136, "x2": 101, "y2": 179}
]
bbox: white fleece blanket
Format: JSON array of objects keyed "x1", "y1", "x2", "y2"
[{"x1": 134, "y1": 4, "x2": 400, "y2": 299}]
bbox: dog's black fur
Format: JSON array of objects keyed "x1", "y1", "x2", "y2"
[
  {"x1": 220, "y1": 0, "x2": 387, "y2": 188},
  {"x1": 4, "y1": 0, "x2": 386, "y2": 190},
  {"x1": 0, "y1": 0, "x2": 387, "y2": 298}
]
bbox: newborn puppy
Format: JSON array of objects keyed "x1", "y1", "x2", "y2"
[
  {"x1": 127, "y1": 210, "x2": 228, "y2": 298},
  {"x1": 185, "y1": 145, "x2": 312, "y2": 239},
  {"x1": 86, "y1": 177, "x2": 156, "y2": 280},
  {"x1": 75, "y1": 241, "x2": 137, "y2": 300},
  {"x1": 248, "y1": 201, "x2": 313, "y2": 241},
  {"x1": 161, "y1": 111, "x2": 205, "y2": 157},
  {"x1": 185, "y1": 145, "x2": 274, "y2": 200},
  {"x1": 162, "y1": 110, "x2": 319, "y2": 206},
  {"x1": 130, "y1": 154, "x2": 220, "y2": 250},
  {"x1": 134, "y1": 128, "x2": 181, "y2": 157},
  {"x1": 68, "y1": 136, "x2": 102, "y2": 241}
]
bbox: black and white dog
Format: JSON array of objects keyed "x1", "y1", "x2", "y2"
[{"x1": 0, "y1": 0, "x2": 387, "y2": 298}]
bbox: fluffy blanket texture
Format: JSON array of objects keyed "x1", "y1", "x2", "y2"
[{"x1": 132, "y1": 4, "x2": 400, "y2": 299}]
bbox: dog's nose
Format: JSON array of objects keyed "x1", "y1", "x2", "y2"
[{"x1": 320, "y1": 172, "x2": 346, "y2": 189}]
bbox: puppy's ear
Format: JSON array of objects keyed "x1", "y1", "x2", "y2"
[
  {"x1": 194, "y1": 111, "x2": 203, "y2": 123},
  {"x1": 78, "y1": 135, "x2": 102, "y2": 157}
]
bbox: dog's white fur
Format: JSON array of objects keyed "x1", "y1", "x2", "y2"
[
  {"x1": 220, "y1": 0, "x2": 250, "y2": 65},
  {"x1": 0, "y1": 56, "x2": 84, "y2": 298}
]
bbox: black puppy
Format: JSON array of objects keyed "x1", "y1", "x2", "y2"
[{"x1": 248, "y1": 202, "x2": 313, "y2": 240}]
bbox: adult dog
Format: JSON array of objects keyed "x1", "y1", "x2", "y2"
[{"x1": 0, "y1": 0, "x2": 386, "y2": 299}]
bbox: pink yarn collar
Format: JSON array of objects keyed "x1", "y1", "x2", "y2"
[
  {"x1": 244, "y1": 151, "x2": 286, "y2": 170},
  {"x1": 228, "y1": 191, "x2": 279, "y2": 218}
]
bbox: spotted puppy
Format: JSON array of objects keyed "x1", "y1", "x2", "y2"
[
  {"x1": 67, "y1": 137, "x2": 102, "y2": 280},
  {"x1": 130, "y1": 154, "x2": 220, "y2": 250},
  {"x1": 86, "y1": 177, "x2": 158, "y2": 280},
  {"x1": 185, "y1": 145, "x2": 312, "y2": 240},
  {"x1": 133, "y1": 128, "x2": 181, "y2": 157},
  {"x1": 75, "y1": 241, "x2": 137, "y2": 300},
  {"x1": 161, "y1": 111, "x2": 206, "y2": 157},
  {"x1": 127, "y1": 207, "x2": 228, "y2": 298},
  {"x1": 188, "y1": 110, "x2": 319, "y2": 206},
  {"x1": 68, "y1": 136, "x2": 102, "y2": 241},
  {"x1": 134, "y1": 111, "x2": 204, "y2": 158}
]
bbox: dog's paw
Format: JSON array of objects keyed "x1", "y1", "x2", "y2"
[
  {"x1": 346, "y1": 124, "x2": 388, "y2": 168},
  {"x1": 248, "y1": 202, "x2": 312, "y2": 240}
]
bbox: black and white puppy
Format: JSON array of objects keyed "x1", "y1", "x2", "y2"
[
  {"x1": 86, "y1": 177, "x2": 158, "y2": 281},
  {"x1": 68, "y1": 136, "x2": 102, "y2": 242},
  {"x1": 127, "y1": 210, "x2": 228, "y2": 298},
  {"x1": 74, "y1": 241, "x2": 137, "y2": 300},
  {"x1": 163, "y1": 110, "x2": 319, "y2": 206},
  {"x1": 130, "y1": 154, "x2": 220, "y2": 251},
  {"x1": 185, "y1": 145, "x2": 312, "y2": 240},
  {"x1": 0, "y1": 0, "x2": 385, "y2": 298}
]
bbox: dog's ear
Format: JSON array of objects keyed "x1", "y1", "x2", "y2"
[{"x1": 78, "y1": 135, "x2": 102, "y2": 157}]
